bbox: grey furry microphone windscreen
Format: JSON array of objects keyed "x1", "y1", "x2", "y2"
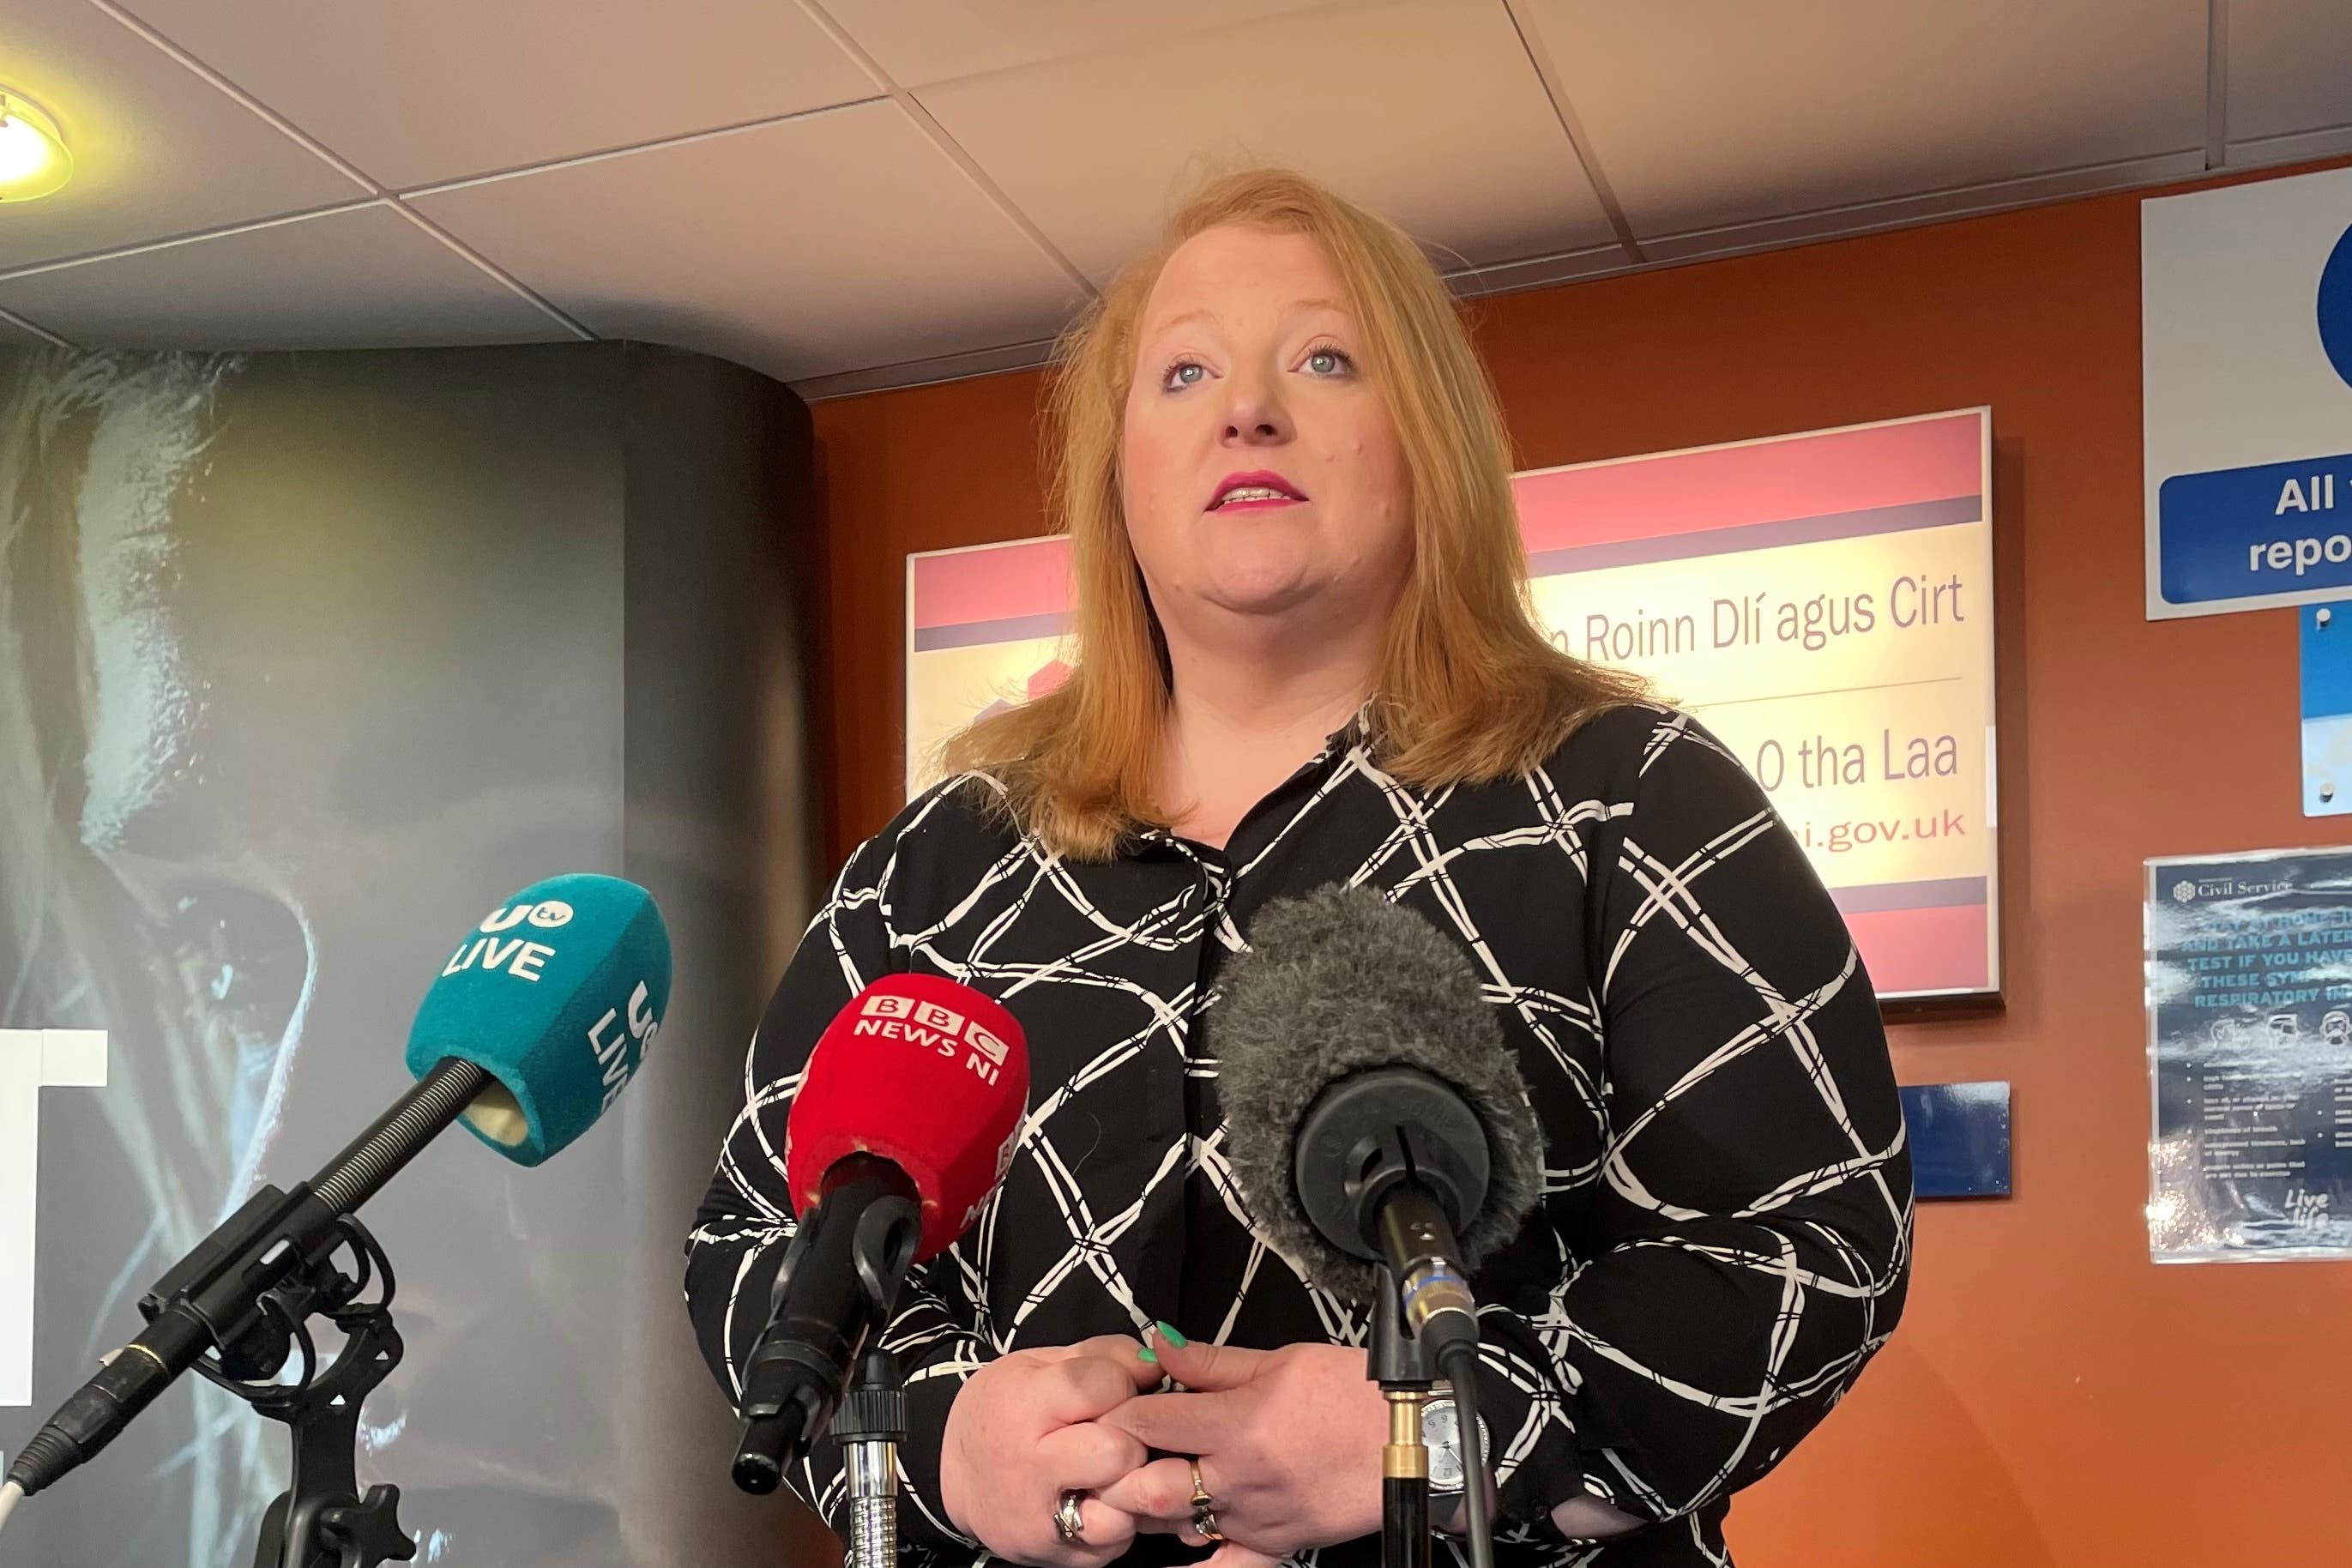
[{"x1": 1214, "y1": 884, "x2": 1544, "y2": 1304}]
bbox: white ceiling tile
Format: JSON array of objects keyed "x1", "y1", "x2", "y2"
[
  {"x1": 918, "y1": 0, "x2": 1618, "y2": 288},
  {"x1": 118, "y1": 0, "x2": 881, "y2": 189},
  {"x1": 411, "y1": 101, "x2": 1089, "y2": 383},
  {"x1": 821, "y1": 0, "x2": 1355, "y2": 87},
  {"x1": 0, "y1": 0, "x2": 363, "y2": 270},
  {"x1": 1524, "y1": 0, "x2": 2208, "y2": 239},
  {"x1": 0, "y1": 203, "x2": 568, "y2": 348},
  {"x1": 2226, "y1": 1, "x2": 2352, "y2": 152}
]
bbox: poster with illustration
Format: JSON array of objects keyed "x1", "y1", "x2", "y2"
[
  {"x1": 0, "y1": 342, "x2": 800, "y2": 1568},
  {"x1": 908, "y1": 409, "x2": 1999, "y2": 1002},
  {"x1": 2147, "y1": 847, "x2": 2352, "y2": 1262}
]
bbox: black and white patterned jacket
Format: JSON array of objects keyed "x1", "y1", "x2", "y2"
[{"x1": 687, "y1": 703, "x2": 1913, "y2": 1567}]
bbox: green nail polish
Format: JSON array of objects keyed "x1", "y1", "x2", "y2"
[
  {"x1": 1155, "y1": 1321, "x2": 1189, "y2": 1348},
  {"x1": 1137, "y1": 1345, "x2": 1159, "y2": 1364}
]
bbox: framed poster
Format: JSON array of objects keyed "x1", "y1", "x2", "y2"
[{"x1": 908, "y1": 408, "x2": 2000, "y2": 1003}]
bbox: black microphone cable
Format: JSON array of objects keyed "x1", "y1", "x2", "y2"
[{"x1": 1437, "y1": 1341, "x2": 1497, "y2": 1568}]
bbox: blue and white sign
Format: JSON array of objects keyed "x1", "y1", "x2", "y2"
[
  {"x1": 2301, "y1": 603, "x2": 2352, "y2": 817},
  {"x1": 2145, "y1": 166, "x2": 2352, "y2": 619}
]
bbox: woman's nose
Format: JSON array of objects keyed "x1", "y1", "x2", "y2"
[{"x1": 1220, "y1": 375, "x2": 1291, "y2": 446}]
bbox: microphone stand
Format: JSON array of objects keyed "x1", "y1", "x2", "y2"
[
  {"x1": 190, "y1": 1214, "x2": 417, "y2": 1568},
  {"x1": 1368, "y1": 1269, "x2": 1433, "y2": 1568},
  {"x1": 830, "y1": 1347, "x2": 906, "y2": 1568},
  {"x1": 4, "y1": 1064, "x2": 504, "y2": 1561}
]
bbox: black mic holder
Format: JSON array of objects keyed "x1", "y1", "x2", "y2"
[
  {"x1": 6, "y1": 1062, "x2": 506, "y2": 1565},
  {"x1": 135, "y1": 1181, "x2": 418, "y2": 1567},
  {"x1": 1369, "y1": 1263, "x2": 1439, "y2": 1388},
  {"x1": 190, "y1": 1210, "x2": 417, "y2": 1568},
  {"x1": 731, "y1": 1156, "x2": 923, "y2": 1493}
]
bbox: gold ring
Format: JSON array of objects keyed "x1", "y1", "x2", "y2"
[
  {"x1": 1188, "y1": 1459, "x2": 1223, "y2": 1543},
  {"x1": 1055, "y1": 1489, "x2": 1086, "y2": 1545}
]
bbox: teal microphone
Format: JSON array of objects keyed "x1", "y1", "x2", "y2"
[
  {"x1": 406, "y1": 871, "x2": 672, "y2": 1167},
  {"x1": 3, "y1": 873, "x2": 670, "y2": 1511}
]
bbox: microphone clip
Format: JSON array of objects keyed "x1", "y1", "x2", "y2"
[
  {"x1": 1368, "y1": 1265, "x2": 1440, "y2": 1390},
  {"x1": 731, "y1": 1156, "x2": 923, "y2": 1493},
  {"x1": 204, "y1": 1213, "x2": 419, "y2": 1568}
]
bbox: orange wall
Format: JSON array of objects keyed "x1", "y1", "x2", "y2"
[{"x1": 809, "y1": 165, "x2": 2352, "y2": 1565}]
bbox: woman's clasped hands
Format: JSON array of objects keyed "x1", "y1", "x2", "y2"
[{"x1": 940, "y1": 1324, "x2": 1390, "y2": 1568}]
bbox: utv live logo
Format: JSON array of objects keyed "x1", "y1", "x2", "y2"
[{"x1": 1, "y1": 1030, "x2": 109, "y2": 1408}]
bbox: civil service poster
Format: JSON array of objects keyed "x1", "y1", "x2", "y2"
[{"x1": 2147, "y1": 847, "x2": 2352, "y2": 1262}]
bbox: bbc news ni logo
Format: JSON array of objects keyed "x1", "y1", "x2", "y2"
[
  {"x1": 852, "y1": 992, "x2": 1010, "y2": 1085},
  {"x1": 1, "y1": 1030, "x2": 110, "y2": 1410}
]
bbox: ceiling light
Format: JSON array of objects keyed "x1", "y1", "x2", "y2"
[{"x1": 0, "y1": 90, "x2": 72, "y2": 202}]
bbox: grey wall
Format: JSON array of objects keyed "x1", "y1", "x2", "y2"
[{"x1": 617, "y1": 343, "x2": 830, "y2": 1568}]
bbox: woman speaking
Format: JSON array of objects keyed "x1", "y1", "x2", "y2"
[{"x1": 686, "y1": 168, "x2": 1912, "y2": 1568}]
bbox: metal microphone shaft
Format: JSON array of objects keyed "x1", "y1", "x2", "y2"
[
  {"x1": 834, "y1": 1348, "x2": 907, "y2": 1568},
  {"x1": 1381, "y1": 1390, "x2": 1432, "y2": 1568},
  {"x1": 313, "y1": 1058, "x2": 490, "y2": 1213}
]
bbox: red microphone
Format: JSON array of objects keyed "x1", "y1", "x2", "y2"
[
  {"x1": 786, "y1": 974, "x2": 1029, "y2": 1261},
  {"x1": 733, "y1": 974, "x2": 1030, "y2": 1493}
]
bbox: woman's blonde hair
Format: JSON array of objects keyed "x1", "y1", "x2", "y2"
[{"x1": 942, "y1": 167, "x2": 1645, "y2": 859}]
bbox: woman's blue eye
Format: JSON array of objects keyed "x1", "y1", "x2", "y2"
[
  {"x1": 1163, "y1": 361, "x2": 1207, "y2": 390},
  {"x1": 1305, "y1": 347, "x2": 1353, "y2": 377}
]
